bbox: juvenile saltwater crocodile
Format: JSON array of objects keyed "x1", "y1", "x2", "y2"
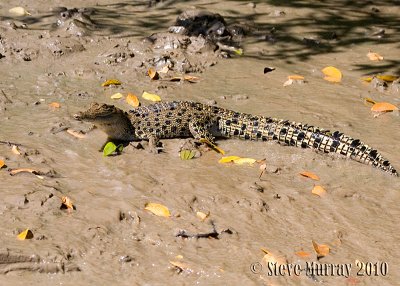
[{"x1": 74, "y1": 101, "x2": 398, "y2": 176}]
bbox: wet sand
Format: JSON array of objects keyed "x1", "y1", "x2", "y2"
[{"x1": 0, "y1": 1, "x2": 399, "y2": 285}]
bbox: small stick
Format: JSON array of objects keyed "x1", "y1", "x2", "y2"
[
  {"x1": 1, "y1": 90, "x2": 13, "y2": 104},
  {"x1": 0, "y1": 140, "x2": 24, "y2": 147}
]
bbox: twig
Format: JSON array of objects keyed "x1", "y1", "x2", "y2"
[
  {"x1": 0, "y1": 90, "x2": 13, "y2": 104},
  {"x1": 0, "y1": 140, "x2": 24, "y2": 147}
]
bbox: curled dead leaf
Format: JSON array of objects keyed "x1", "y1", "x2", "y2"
[
  {"x1": 312, "y1": 241, "x2": 330, "y2": 257},
  {"x1": 11, "y1": 145, "x2": 22, "y2": 155},
  {"x1": 299, "y1": 171, "x2": 320, "y2": 181},
  {"x1": 371, "y1": 102, "x2": 398, "y2": 112},
  {"x1": 126, "y1": 93, "x2": 140, "y2": 107},
  {"x1": 17, "y1": 229, "x2": 34, "y2": 240},
  {"x1": 367, "y1": 51, "x2": 384, "y2": 61},
  {"x1": 61, "y1": 196, "x2": 74, "y2": 210},
  {"x1": 148, "y1": 68, "x2": 159, "y2": 80},
  {"x1": 312, "y1": 185, "x2": 327, "y2": 197},
  {"x1": 145, "y1": 203, "x2": 171, "y2": 217},
  {"x1": 49, "y1": 102, "x2": 61, "y2": 109},
  {"x1": 66, "y1": 129, "x2": 86, "y2": 139},
  {"x1": 0, "y1": 159, "x2": 5, "y2": 169},
  {"x1": 142, "y1": 92, "x2": 161, "y2": 102},
  {"x1": 322, "y1": 66, "x2": 342, "y2": 83},
  {"x1": 101, "y1": 79, "x2": 122, "y2": 87}
]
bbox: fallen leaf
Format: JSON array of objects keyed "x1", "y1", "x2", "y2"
[
  {"x1": 299, "y1": 171, "x2": 320, "y2": 181},
  {"x1": 148, "y1": 68, "x2": 159, "y2": 80},
  {"x1": 196, "y1": 211, "x2": 210, "y2": 221},
  {"x1": 376, "y1": 75, "x2": 398, "y2": 82},
  {"x1": 0, "y1": 160, "x2": 5, "y2": 169},
  {"x1": 17, "y1": 229, "x2": 34, "y2": 240},
  {"x1": 61, "y1": 196, "x2": 74, "y2": 210},
  {"x1": 261, "y1": 248, "x2": 287, "y2": 265},
  {"x1": 288, "y1": 75, "x2": 305, "y2": 80},
  {"x1": 180, "y1": 150, "x2": 196, "y2": 160},
  {"x1": 142, "y1": 91, "x2": 161, "y2": 102},
  {"x1": 295, "y1": 251, "x2": 311, "y2": 258},
  {"x1": 361, "y1": 76, "x2": 373, "y2": 82},
  {"x1": 66, "y1": 129, "x2": 86, "y2": 139},
  {"x1": 144, "y1": 203, "x2": 171, "y2": 217},
  {"x1": 101, "y1": 79, "x2": 122, "y2": 87},
  {"x1": 312, "y1": 241, "x2": 330, "y2": 257},
  {"x1": 264, "y1": 67, "x2": 276, "y2": 74},
  {"x1": 11, "y1": 145, "x2": 22, "y2": 155},
  {"x1": 322, "y1": 66, "x2": 342, "y2": 83},
  {"x1": 259, "y1": 163, "x2": 267, "y2": 178},
  {"x1": 183, "y1": 75, "x2": 200, "y2": 83},
  {"x1": 49, "y1": 102, "x2": 61, "y2": 109},
  {"x1": 367, "y1": 51, "x2": 384, "y2": 61},
  {"x1": 234, "y1": 48, "x2": 243, "y2": 56},
  {"x1": 9, "y1": 168, "x2": 43, "y2": 179},
  {"x1": 371, "y1": 102, "x2": 398, "y2": 112},
  {"x1": 126, "y1": 93, "x2": 140, "y2": 107},
  {"x1": 169, "y1": 260, "x2": 190, "y2": 271},
  {"x1": 219, "y1": 156, "x2": 241, "y2": 163},
  {"x1": 103, "y1": 142, "x2": 123, "y2": 156},
  {"x1": 283, "y1": 75, "x2": 306, "y2": 87},
  {"x1": 233, "y1": 158, "x2": 257, "y2": 165},
  {"x1": 110, "y1": 92, "x2": 123, "y2": 99},
  {"x1": 9, "y1": 7, "x2": 31, "y2": 16},
  {"x1": 312, "y1": 185, "x2": 327, "y2": 197}
]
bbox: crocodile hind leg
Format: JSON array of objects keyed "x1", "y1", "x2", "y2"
[
  {"x1": 189, "y1": 121, "x2": 225, "y2": 154},
  {"x1": 147, "y1": 134, "x2": 163, "y2": 154}
]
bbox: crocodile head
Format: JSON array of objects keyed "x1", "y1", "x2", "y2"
[{"x1": 74, "y1": 102, "x2": 136, "y2": 141}]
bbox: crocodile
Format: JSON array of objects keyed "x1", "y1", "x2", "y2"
[{"x1": 74, "y1": 101, "x2": 398, "y2": 176}]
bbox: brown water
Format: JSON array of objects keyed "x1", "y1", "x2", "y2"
[{"x1": 1, "y1": 1, "x2": 399, "y2": 285}]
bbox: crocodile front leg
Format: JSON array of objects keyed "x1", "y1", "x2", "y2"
[{"x1": 189, "y1": 121, "x2": 224, "y2": 154}]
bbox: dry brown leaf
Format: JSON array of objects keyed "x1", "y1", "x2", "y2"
[
  {"x1": 10, "y1": 168, "x2": 42, "y2": 178},
  {"x1": 11, "y1": 145, "x2": 22, "y2": 155},
  {"x1": 61, "y1": 196, "x2": 74, "y2": 210},
  {"x1": 367, "y1": 51, "x2": 384, "y2": 61},
  {"x1": 126, "y1": 93, "x2": 140, "y2": 107},
  {"x1": 148, "y1": 68, "x2": 159, "y2": 80},
  {"x1": 312, "y1": 185, "x2": 327, "y2": 197},
  {"x1": 101, "y1": 79, "x2": 122, "y2": 87},
  {"x1": 312, "y1": 241, "x2": 330, "y2": 257},
  {"x1": 299, "y1": 171, "x2": 320, "y2": 181},
  {"x1": 17, "y1": 229, "x2": 34, "y2": 240},
  {"x1": 371, "y1": 102, "x2": 398, "y2": 112},
  {"x1": 49, "y1": 102, "x2": 61, "y2": 109},
  {"x1": 196, "y1": 211, "x2": 210, "y2": 221},
  {"x1": 295, "y1": 251, "x2": 311, "y2": 258},
  {"x1": 322, "y1": 66, "x2": 342, "y2": 83},
  {"x1": 145, "y1": 203, "x2": 171, "y2": 217},
  {"x1": 0, "y1": 159, "x2": 5, "y2": 169},
  {"x1": 66, "y1": 129, "x2": 86, "y2": 139}
]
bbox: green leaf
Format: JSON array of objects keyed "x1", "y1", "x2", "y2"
[
  {"x1": 234, "y1": 48, "x2": 243, "y2": 56},
  {"x1": 117, "y1": 144, "x2": 124, "y2": 152},
  {"x1": 180, "y1": 150, "x2": 196, "y2": 160},
  {"x1": 103, "y1": 142, "x2": 117, "y2": 156}
]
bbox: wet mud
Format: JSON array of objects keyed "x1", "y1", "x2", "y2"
[{"x1": 0, "y1": 1, "x2": 399, "y2": 285}]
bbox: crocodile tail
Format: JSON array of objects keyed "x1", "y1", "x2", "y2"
[{"x1": 270, "y1": 120, "x2": 398, "y2": 176}]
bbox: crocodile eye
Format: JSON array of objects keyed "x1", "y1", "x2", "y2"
[{"x1": 61, "y1": 12, "x2": 68, "y2": 18}]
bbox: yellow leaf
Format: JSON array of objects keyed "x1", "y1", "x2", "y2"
[
  {"x1": 312, "y1": 185, "x2": 327, "y2": 197},
  {"x1": 180, "y1": 150, "x2": 196, "y2": 160},
  {"x1": 11, "y1": 145, "x2": 21, "y2": 155},
  {"x1": 196, "y1": 211, "x2": 210, "y2": 221},
  {"x1": 367, "y1": 51, "x2": 384, "y2": 61},
  {"x1": 110, "y1": 92, "x2": 123, "y2": 99},
  {"x1": 376, "y1": 75, "x2": 398, "y2": 82},
  {"x1": 0, "y1": 159, "x2": 5, "y2": 169},
  {"x1": 17, "y1": 229, "x2": 34, "y2": 240},
  {"x1": 361, "y1": 76, "x2": 373, "y2": 82},
  {"x1": 233, "y1": 158, "x2": 257, "y2": 165},
  {"x1": 49, "y1": 102, "x2": 61, "y2": 109},
  {"x1": 9, "y1": 7, "x2": 31, "y2": 16},
  {"x1": 101, "y1": 79, "x2": 122, "y2": 87},
  {"x1": 219, "y1": 156, "x2": 241, "y2": 163},
  {"x1": 295, "y1": 251, "x2": 311, "y2": 258},
  {"x1": 299, "y1": 171, "x2": 320, "y2": 181},
  {"x1": 148, "y1": 68, "x2": 159, "y2": 80},
  {"x1": 371, "y1": 102, "x2": 398, "y2": 112},
  {"x1": 142, "y1": 91, "x2": 161, "y2": 102},
  {"x1": 145, "y1": 203, "x2": 171, "y2": 217},
  {"x1": 126, "y1": 93, "x2": 140, "y2": 107},
  {"x1": 312, "y1": 241, "x2": 330, "y2": 257},
  {"x1": 288, "y1": 75, "x2": 305, "y2": 80},
  {"x1": 61, "y1": 196, "x2": 74, "y2": 210},
  {"x1": 322, "y1": 66, "x2": 342, "y2": 83},
  {"x1": 66, "y1": 129, "x2": 86, "y2": 139}
]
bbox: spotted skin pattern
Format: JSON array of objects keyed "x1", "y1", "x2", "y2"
[{"x1": 75, "y1": 101, "x2": 398, "y2": 176}]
